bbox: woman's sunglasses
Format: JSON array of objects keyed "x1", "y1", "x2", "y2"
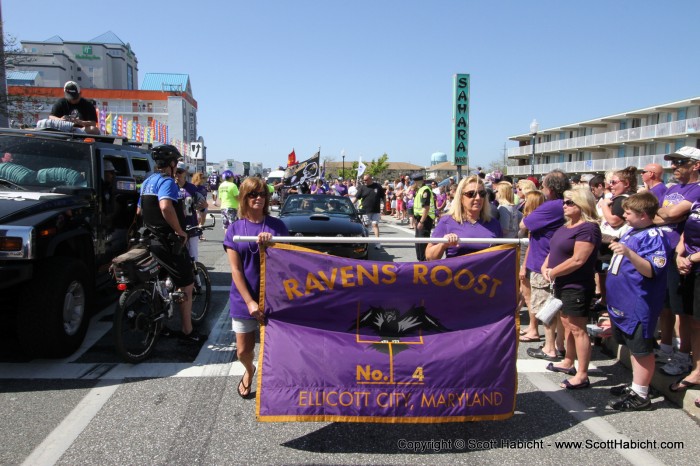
[
  {"x1": 246, "y1": 191, "x2": 267, "y2": 199},
  {"x1": 563, "y1": 199, "x2": 576, "y2": 207},
  {"x1": 463, "y1": 190, "x2": 487, "y2": 199}
]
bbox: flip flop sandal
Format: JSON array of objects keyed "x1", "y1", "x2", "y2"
[
  {"x1": 519, "y1": 335, "x2": 541, "y2": 342},
  {"x1": 561, "y1": 378, "x2": 590, "y2": 390},
  {"x1": 237, "y1": 368, "x2": 256, "y2": 399},
  {"x1": 546, "y1": 362, "x2": 577, "y2": 376},
  {"x1": 669, "y1": 378, "x2": 699, "y2": 393}
]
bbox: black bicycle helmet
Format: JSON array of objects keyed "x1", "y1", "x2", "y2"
[{"x1": 151, "y1": 144, "x2": 182, "y2": 166}]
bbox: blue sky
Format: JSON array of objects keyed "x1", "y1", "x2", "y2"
[{"x1": 5, "y1": 0, "x2": 700, "y2": 170}]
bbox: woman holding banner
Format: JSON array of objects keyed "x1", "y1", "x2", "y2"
[
  {"x1": 541, "y1": 188, "x2": 601, "y2": 389},
  {"x1": 224, "y1": 177, "x2": 289, "y2": 399},
  {"x1": 425, "y1": 175, "x2": 502, "y2": 260}
]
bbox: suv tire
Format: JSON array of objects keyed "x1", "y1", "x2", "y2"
[{"x1": 17, "y1": 257, "x2": 93, "y2": 358}]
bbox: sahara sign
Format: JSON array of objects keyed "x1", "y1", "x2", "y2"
[{"x1": 452, "y1": 74, "x2": 470, "y2": 166}]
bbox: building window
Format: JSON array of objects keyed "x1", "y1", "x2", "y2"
[{"x1": 127, "y1": 65, "x2": 134, "y2": 90}]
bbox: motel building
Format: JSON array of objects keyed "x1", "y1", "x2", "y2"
[
  {"x1": 6, "y1": 32, "x2": 203, "y2": 169},
  {"x1": 506, "y1": 96, "x2": 700, "y2": 181}
]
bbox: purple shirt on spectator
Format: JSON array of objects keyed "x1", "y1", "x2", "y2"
[
  {"x1": 682, "y1": 199, "x2": 700, "y2": 273},
  {"x1": 548, "y1": 222, "x2": 601, "y2": 291},
  {"x1": 431, "y1": 216, "x2": 502, "y2": 257},
  {"x1": 223, "y1": 216, "x2": 289, "y2": 320},
  {"x1": 523, "y1": 199, "x2": 566, "y2": 272},
  {"x1": 649, "y1": 182, "x2": 668, "y2": 202},
  {"x1": 660, "y1": 182, "x2": 700, "y2": 249}
]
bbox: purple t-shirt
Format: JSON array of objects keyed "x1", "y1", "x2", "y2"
[
  {"x1": 660, "y1": 182, "x2": 700, "y2": 249},
  {"x1": 523, "y1": 199, "x2": 566, "y2": 272},
  {"x1": 683, "y1": 199, "x2": 700, "y2": 273},
  {"x1": 223, "y1": 216, "x2": 289, "y2": 320},
  {"x1": 431, "y1": 216, "x2": 502, "y2": 257},
  {"x1": 649, "y1": 183, "x2": 668, "y2": 202},
  {"x1": 548, "y1": 222, "x2": 601, "y2": 291}
]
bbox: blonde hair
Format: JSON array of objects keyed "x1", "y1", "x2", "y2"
[
  {"x1": 523, "y1": 190, "x2": 545, "y2": 217},
  {"x1": 517, "y1": 179, "x2": 536, "y2": 196},
  {"x1": 447, "y1": 175, "x2": 492, "y2": 223},
  {"x1": 495, "y1": 181, "x2": 514, "y2": 205},
  {"x1": 191, "y1": 172, "x2": 205, "y2": 186},
  {"x1": 563, "y1": 189, "x2": 599, "y2": 224}
]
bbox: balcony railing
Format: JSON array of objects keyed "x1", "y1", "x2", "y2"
[
  {"x1": 508, "y1": 117, "x2": 700, "y2": 158},
  {"x1": 506, "y1": 152, "x2": 673, "y2": 177}
]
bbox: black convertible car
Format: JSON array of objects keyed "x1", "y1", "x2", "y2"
[{"x1": 279, "y1": 194, "x2": 369, "y2": 259}]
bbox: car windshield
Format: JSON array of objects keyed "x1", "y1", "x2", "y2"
[
  {"x1": 281, "y1": 194, "x2": 357, "y2": 217},
  {"x1": 0, "y1": 135, "x2": 93, "y2": 191}
]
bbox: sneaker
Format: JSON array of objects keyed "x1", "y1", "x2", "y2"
[
  {"x1": 374, "y1": 244, "x2": 382, "y2": 250},
  {"x1": 609, "y1": 391, "x2": 652, "y2": 411},
  {"x1": 609, "y1": 384, "x2": 632, "y2": 397},
  {"x1": 178, "y1": 329, "x2": 207, "y2": 344},
  {"x1": 660, "y1": 352, "x2": 691, "y2": 376}
]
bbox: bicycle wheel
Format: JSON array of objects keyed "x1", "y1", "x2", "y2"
[
  {"x1": 191, "y1": 262, "x2": 211, "y2": 324},
  {"x1": 114, "y1": 286, "x2": 162, "y2": 363}
]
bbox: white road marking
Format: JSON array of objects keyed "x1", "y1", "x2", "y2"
[
  {"x1": 527, "y1": 373, "x2": 666, "y2": 466},
  {"x1": 21, "y1": 379, "x2": 120, "y2": 466}
]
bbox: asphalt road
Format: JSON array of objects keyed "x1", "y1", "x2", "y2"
[{"x1": 1, "y1": 209, "x2": 699, "y2": 465}]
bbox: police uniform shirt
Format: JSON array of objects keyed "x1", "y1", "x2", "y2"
[{"x1": 139, "y1": 172, "x2": 185, "y2": 237}]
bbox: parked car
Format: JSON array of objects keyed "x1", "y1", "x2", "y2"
[
  {"x1": 0, "y1": 128, "x2": 154, "y2": 357},
  {"x1": 279, "y1": 194, "x2": 369, "y2": 259}
]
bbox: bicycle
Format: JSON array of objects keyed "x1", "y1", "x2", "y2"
[{"x1": 111, "y1": 215, "x2": 215, "y2": 363}]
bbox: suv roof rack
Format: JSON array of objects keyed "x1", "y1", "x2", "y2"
[{"x1": 0, "y1": 127, "x2": 131, "y2": 145}]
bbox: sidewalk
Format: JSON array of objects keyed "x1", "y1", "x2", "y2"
[{"x1": 602, "y1": 337, "x2": 700, "y2": 419}]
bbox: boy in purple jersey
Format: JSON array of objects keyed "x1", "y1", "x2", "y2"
[{"x1": 607, "y1": 192, "x2": 670, "y2": 411}]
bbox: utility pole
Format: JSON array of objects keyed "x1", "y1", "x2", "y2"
[{"x1": 0, "y1": 1, "x2": 9, "y2": 128}]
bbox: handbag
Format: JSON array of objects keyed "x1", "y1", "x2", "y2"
[{"x1": 535, "y1": 283, "x2": 562, "y2": 325}]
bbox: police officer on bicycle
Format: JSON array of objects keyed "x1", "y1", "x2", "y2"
[{"x1": 138, "y1": 144, "x2": 205, "y2": 343}]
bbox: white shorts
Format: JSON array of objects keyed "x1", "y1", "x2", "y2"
[
  {"x1": 363, "y1": 212, "x2": 382, "y2": 225},
  {"x1": 232, "y1": 317, "x2": 258, "y2": 334}
]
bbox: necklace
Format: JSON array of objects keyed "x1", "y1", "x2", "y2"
[{"x1": 243, "y1": 217, "x2": 266, "y2": 254}]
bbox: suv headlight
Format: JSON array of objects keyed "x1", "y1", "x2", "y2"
[{"x1": 0, "y1": 226, "x2": 33, "y2": 259}]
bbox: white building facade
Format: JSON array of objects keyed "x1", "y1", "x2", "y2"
[{"x1": 507, "y1": 97, "x2": 700, "y2": 180}]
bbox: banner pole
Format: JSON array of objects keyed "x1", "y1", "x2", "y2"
[{"x1": 233, "y1": 235, "x2": 528, "y2": 246}]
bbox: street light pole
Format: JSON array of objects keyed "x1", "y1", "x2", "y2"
[
  {"x1": 341, "y1": 149, "x2": 346, "y2": 179},
  {"x1": 530, "y1": 119, "x2": 539, "y2": 177}
]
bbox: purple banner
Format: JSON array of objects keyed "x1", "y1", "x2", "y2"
[{"x1": 256, "y1": 244, "x2": 519, "y2": 423}]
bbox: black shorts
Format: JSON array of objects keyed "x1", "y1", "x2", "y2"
[
  {"x1": 613, "y1": 322, "x2": 655, "y2": 356},
  {"x1": 555, "y1": 287, "x2": 593, "y2": 318},
  {"x1": 148, "y1": 237, "x2": 194, "y2": 288},
  {"x1": 681, "y1": 271, "x2": 700, "y2": 321}
]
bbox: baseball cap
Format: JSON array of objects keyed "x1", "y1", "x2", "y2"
[
  {"x1": 176, "y1": 162, "x2": 189, "y2": 173},
  {"x1": 64, "y1": 81, "x2": 80, "y2": 98},
  {"x1": 103, "y1": 161, "x2": 116, "y2": 172},
  {"x1": 664, "y1": 146, "x2": 700, "y2": 162}
]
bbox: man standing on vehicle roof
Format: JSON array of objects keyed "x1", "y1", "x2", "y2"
[
  {"x1": 138, "y1": 145, "x2": 205, "y2": 343},
  {"x1": 49, "y1": 81, "x2": 100, "y2": 135}
]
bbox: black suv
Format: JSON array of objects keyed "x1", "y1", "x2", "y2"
[{"x1": 0, "y1": 128, "x2": 154, "y2": 357}]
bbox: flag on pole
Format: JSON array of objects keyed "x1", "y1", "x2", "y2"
[
  {"x1": 105, "y1": 113, "x2": 113, "y2": 135},
  {"x1": 357, "y1": 157, "x2": 367, "y2": 178},
  {"x1": 287, "y1": 149, "x2": 297, "y2": 167},
  {"x1": 284, "y1": 151, "x2": 320, "y2": 187}
]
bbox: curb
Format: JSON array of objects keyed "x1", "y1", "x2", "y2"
[{"x1": 602, "y1": 337, "x2": 700, "y2": 418}]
